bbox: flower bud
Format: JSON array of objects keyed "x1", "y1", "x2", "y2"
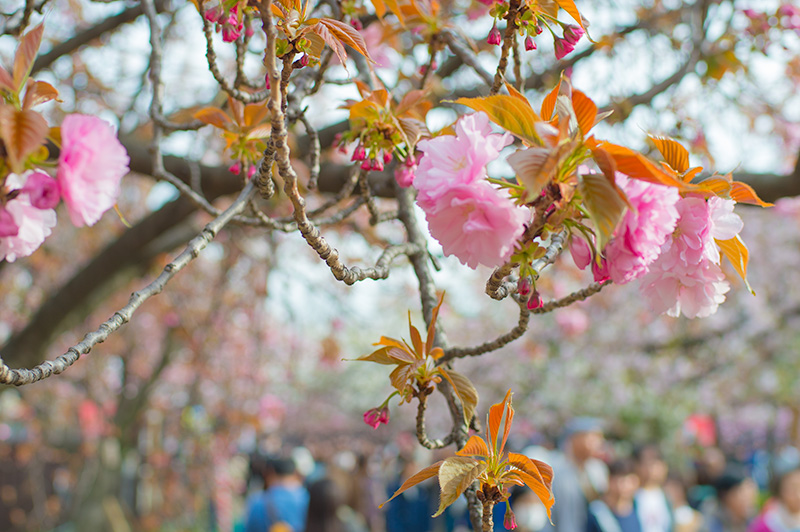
[
  {"x1": 228, "y1": 162, "x2": 241, "y2": 175},
  {"x1": 352, "y1": 144, "x2": 367, "y2": 162},
  {"x1": 563, "y1": 24, "x2": 584, "y2": 45},
  {"x1": 554, "y1": 37, "x2": 575, "y2": 60},
  {"x1": 524, "y1": 35, "x2": 536, "y2": 51},
  {"x1": 245, "y1": 25, "x2": 255, "y2": 38},
  {"x1": 487, "y1": 26, "x2": 502, "y2": 46},
  {"x1": 360, "y1": 159, "x2": 372, "y2": 171},
  {"x1": 526, "y1": 291, "x2": 543, "y2": 310},
  {"x1": 383, "y1": 151, "x2": 393, "y2": 164},
  {"x1": 351, "y1": 18, "x2": 363, "y2": 30},
  {"x1": 204, "y1": 5, "x2": 223, "y2": 22},
  {"x1": 24, "y1": 171, "x2": 60, "y2": 210},
  {"x1": 0, "y1": 207, "x2": 18, "y2": 237},
  {"x1": 517, "y1": 277, "x2": 532, "y2": 297},
  {"x1": 363, "y1": 406, "x2": 390, "y2": 429},
  {"x1": 504, "y1": 506, "x2": 517, "y2": 530},
  {"x1": 371, "y1": 159, "x2": 384, "y2": 172},
  {"x1": 300, "y1": 54, "x2": 310, "y2": 67}
]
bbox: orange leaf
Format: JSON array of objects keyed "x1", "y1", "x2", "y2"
[
  {"x1": 600, "y1": 142, "x2": 688, "y2": 189},
  {"x1": 571, "y1": 90, "x2": 597, "y2": 138},
  {"x1": 387, "y1": 346, "x2": 417, "y2": 364},
  {"x1": 244, "y1": 103, "x2": 270, "y2": 127},
  {"x1": 456, "y1": 435, "x2": 490, "y2": 458},
  {"x1": 352, "y1": 346, "x2": 397, "y2": 365},
  {"x1": 21, "y1": 80, "x2": 60, "y2": 109},
  {"x1": 381, "y1": 460, "x2": 443, "y2": 507},
  {"x1": 454, "y1": 95, "x2": 541, "y2": 145},
  {"x1": 193, "y1": 107, "x2": 233, "y2": 129},
  {"x1": 245, "y1": 124, "x2": 272, "y2": 140},
  {"x1": 435, "y1": 457, "x2": 486, "y2": 517},
  {"x1": 540, "y1": 79, "x2": 562, "y2": 121},
  {"x1": 716, "y1": 236, "x2": 754, "y2": 294},
  {"x1": 730, "y1": 181, "x2": 773, "y2": 207},
  {"x1": 649, "y1": 136, "x2": 690, "y2": 174},
  {"x1": 425, "y1": 293, "x2": 445, "y2": 354},
  {"x1": 0, "y1": 66, "x2": 13, "y2": 92},
  {"x1": 13, "y1": 23, "x2": 44, "y2": 91},
  {"x1": 488, "y1": 389, "x2": 514, "y2": 457},
  {"x1": 308, "y1": 18, "x2": 374, "y2": 64},
  {"x1": 0, "y1": 106, "x2": 48, "y2": 171},
  {"x1": 579, "y1": 171, "x2": 629, "y2": 250},
  {"x1": 554, "y1": 0, "x2": 587, "y2": 30},
  {"x1": 698, "y1": 176, "x2": 733, "y2": 197},
  {"x1": 438, "y1": 369, "x2": 479, "y2": 424},
  {"x1": 508, "y1": 468, "x2": 555, "y2": 519},
  {"x1": 408, "y1": 317, "x2": 424, "y2": 358},
  {"x1": 508, "y1": 146, "x2": 560, "y2": 200}
]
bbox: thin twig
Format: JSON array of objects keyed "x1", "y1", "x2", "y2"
[{"x1": 0, "y1": 182, "x2": 258, "y2": 386}]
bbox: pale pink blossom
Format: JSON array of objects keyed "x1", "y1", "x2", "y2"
[
  {"x1": 555, "y1": 308, "x2": 589, "y2": 336},
  {"x1": 569, "y1": 236, "x2": 592, "y2": 269},
  {"x1": 0, "y1": 207, "x2": 18, "y2": 237},
  {"x1": 604, "y1": 176, "x2": 680, "y2": 284},
  {"x1": 57, "y1": 114, "x2": 130, "y2": 227},
  {"x1": 0, "y1": 172, "x2": 57, "y2": 262},
  {"x1": 414, "y1": 113, "x2": 511, "y2": 209},
  {"x1": 704, "y1": 196, "x2": 743, "y2": 262},
  {"x1": 774, "y1": 196, "x2": 800, "y2": 217},
  {"x1": 640, "y1": 257, "x2": 729, "y2": 318},
  {"x1": 424, "y1": 182, "x2": 528, "y2": 269}
]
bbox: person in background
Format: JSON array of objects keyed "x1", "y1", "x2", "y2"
[
  {"x1": 587, "y1": 458, "x2": 644, "y2": 532},
  {"x1": 385, "y1": 456, "x2": 434, "y2": 532},
  {"x1": 634, "y1": 444, "x2": 673, "y2": 532},
  {"x1": 702, "y1": 466, "x2": 758, "y2": 532},
  {"x1": 304, "y1": 477, "x2": 368, "y2": 532},
  {"x1": 245, "y1": 457, "x2": 310, "y2": 532},
  {"x1": 748, "y1": 466, "x2": 800, "y2": 532},
  {"x1": 542, "y1": 418, "x2": 609, "y2": 531},
  {"x1": 664, "y1": 476, "x2": 703, "y2": 532}
]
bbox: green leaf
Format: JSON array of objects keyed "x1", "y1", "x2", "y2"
[
  {"x1": 579, "y1": 172, "x2": 629, "y2": 250},
  {"x1": 381, "y1": 460, "x2": 443, "y2": 507},
  {"x1": 434, "y1": 457, "x2": 486, "y2": 517},
  {"x1": 453, "y1": 95, "x2": 541, "y2": 145}
]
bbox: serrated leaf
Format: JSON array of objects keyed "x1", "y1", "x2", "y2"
[
  {"x1": 650, "y1": 136, "x2": 690, "y2": 174},
  {"x1": 439, "y1": 369, "x2": 479, "y2": 425},
  {"x1": 351, "y1": 346, "x2": 397, "y2": 365},
  {"x1": 507, "y1": 467, "x2": 555, "y2": 519},
  {"x1": 21, "y1": 80, "x2": 60, "y2": 109},
  {"x1": 716, "y1": 236, "x2": 754, "y2": 294},
  {"x1": 193, "y1": 107, "x2": 233, "y2": 129},
  {"x1": 571, "y1": 90, "x2": 597, "y2": 138},
  {"x1": 540, "y1": 79, "x2": 562, "y2": 121},
  {"x1": 488, "y1": 389, "x2": 513, "y2": 457},
  {"x1": 0, "y1": 106, "x2": 48, "y2": 171},
  {"x1": 0, "y1": 66, "x2": 14, "y2": 92},
  {"x1": 308, "y1": 18, "x2": 374, "y2": 65},
  {"x1": 389, "y1": 363, "x2": 416, "y2": 391},
  {"x1": 554, "y1": 0, "x2": 587, "y2": 30},
  {"x1": 398, "y1": 117, "x2": 428, "y2": 150},
  {"x1": 387, "y1": 346, "x2": 416, "y2": 364},
  {"x1": 698, "y1": 176, "x2": 733, "y2": 197},
  {"x1": 508, "y1": 147, "x2": 556, "y2": 201},
  {"x1": 245, "y1": 124, "x2": 272, "y2": 140},
  {"x1": 434, "y1": 457, "x2": 485, "y2": 517},
  {"x1": 730, "y1": 181, "x2": 773, "y2": 207},
  {"x1": 13, "y1": 23, "x2": 44, "y2": 92},
  {"x1": 600, "y1": 142, "x2": 688, "y2": 189},
  {"x1": 454, "y1": 95, "x2": 541, "y2": 145},
  {"x1": 381, "y1": 460, "x2": 443, "y2": 507},
  {"x1": 425, "y1": 293, "x2": 445, "y2": 354},
  {"x1": 456, "y1": 435, "x2": 490, "y2": 458},
  {"x1": 580, "y1": 172, "x2": 629, "y2": 250},
  {"x1": 408, "y1": 315, "x2": 425, "y2": 358}
]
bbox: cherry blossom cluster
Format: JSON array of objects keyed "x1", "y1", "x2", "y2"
[
  {"x1": 412, "y1": 113, "x2": 529, "y2": 269},
  {"x1": 204, "y1": 4, "x2": 252, "y2": 43},
  {"x1": 571, "y1": 174, "x2": 745, "y2": 318},
  {"x1": 0, "y1": 115, "x2": 129, "y2": 262}
]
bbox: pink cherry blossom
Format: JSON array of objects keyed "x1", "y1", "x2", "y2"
[
  {"x1": 640, "y1": 256, "x2": 729, "y2": 319},
  {"x1": 424, "y1": 182, "x2": 528, "y2": 269},
  {"x1": 0, "y1": 207, "x2": 18, "y2": 237},
  {"x1": 569, "y1": 236, "x2": 592, "y2": 269},
  {"x1": 563, "y1": 25, "x2": 585, "y2": 45},
  {"x1": 603, "y1": 175, "x2": 680, "y2": 284},
  {"x1": 57, "y1": 114, "x2": 130, "y2": 227},
  {"x1": 0, "y1": 172, "x2": 57, "y2": 262},
  {"x1": 704, "y1": 196, "x2": 743, "y2": 262},
  {"x1": 414, "y1": 113, "x2": 511, "y2": 209},
  {"x1": 363, "y1": 406, "x2": 389, "y2": 429},
  {"x1": 23, "y1": 171, "x2": 60, "y2": 210}
]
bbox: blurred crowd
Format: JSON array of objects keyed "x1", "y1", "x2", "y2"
[{"x1": 235, "y1": 420, "x2": 800, "y2": 532}]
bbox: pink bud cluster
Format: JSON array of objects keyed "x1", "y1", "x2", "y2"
[
  {"x1": 412, "y1": 113, "x2": 529, "y2": 269},
  {"x1": 0, "y1": 115, "x2": 129, "y2": 262},
  {"x1": 350, "y1": 142, "x2": 393, "y2": 172},
  {"x1": 205, "y1": 4, "x2": 250, "y2": 43},
  {"x1": 554, "y1": 24, "x2": 584, "y2": 60},
  {"x1": 363, "y1": 405, "x2": 390, "y2": 429}
]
